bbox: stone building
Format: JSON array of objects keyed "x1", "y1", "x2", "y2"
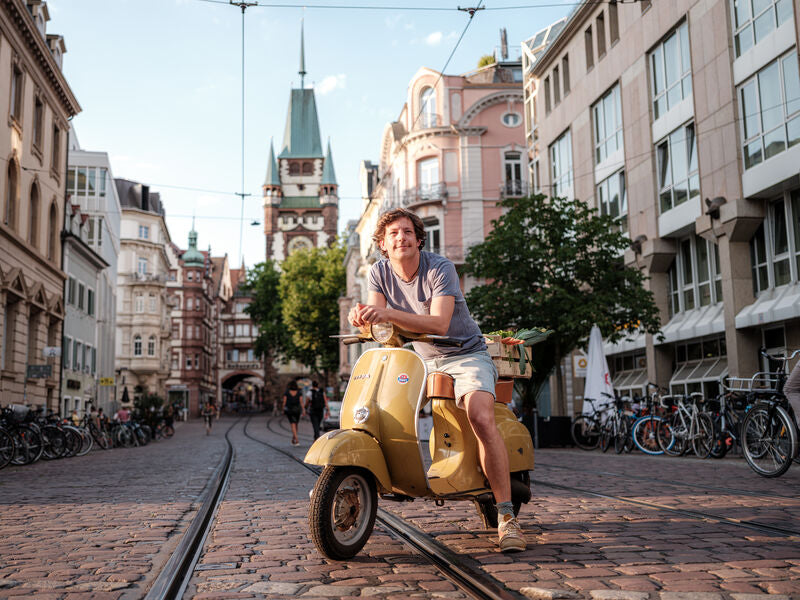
[
  {"x1": 114, "y1": 180, "x2": 171, "y2": 406},
  {"x1": 0, "y1": 0, "x2": 79, "y2": 411},
  {"x1": 525, "y1": 0, "x2": 800, "y2": 415}
]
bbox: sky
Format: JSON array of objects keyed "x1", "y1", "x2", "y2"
[{"x1": 48, "y1": 0, "x2": 572, "y2": 268}]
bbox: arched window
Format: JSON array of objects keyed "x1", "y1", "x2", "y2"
[
  {"x1": 29, "y1": 182, "x2": 39, "y2": 248},
  {"x1": 133, "y1": 335, "x2": 142, "y2": 357},
  {"x1": 420, "y1": 87, "x2": 437, "y2": 128},
  {"x1": 5, "y1": 159, "x2": 18, "y2": 230},
  {"x1": 302, "y1": 162, "x2": 313, "y2": 175},
  {"x1": 289, "y1": 162, "x2": 300, "y2": 175},
  {"x1": 47, "y1": 202, "x2": 57, "y2": 261},
  {"x1": 147, "y1": 335, "x2": 156, "y2": 356}
]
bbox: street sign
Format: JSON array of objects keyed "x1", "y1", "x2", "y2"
[
  {"x1": 26, "y1": 364, "x2": 52, "y2": 379},
  {"x1": 43, "y1": 346, "x2": 61, "y2": 358},
  {"x1": 573, "y1": 352, "x2": 588, "y2": 378},
  {"x1": 99, "y1": 377, "x2": 115, "y2": 386}
]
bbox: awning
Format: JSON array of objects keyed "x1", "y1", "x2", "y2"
[
  {"x1": 735, "y1": 282, "x2": 800, "y2": 329},
  {"x1": 613, "y1": 368, "x2": 648, "y2": 391},
  {"x1": 603, "y1": 330, "x2": 646, "y2": 355},
  {"x1": 659, "y1": 303, "x2": 725, "y2": 344},
  {"x1": 669, "y1": 357, "x2": 728, "y2": 386}
]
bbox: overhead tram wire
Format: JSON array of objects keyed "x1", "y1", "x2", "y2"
[{"x1": 191, "y1": 0, "x2": 626, "y2": 10}]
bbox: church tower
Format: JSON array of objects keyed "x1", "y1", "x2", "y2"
[{"x1": 263, "y1": 21, "x2": 339, "y2": 262}]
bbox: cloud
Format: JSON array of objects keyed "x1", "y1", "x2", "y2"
[
  {"x1": 425, "y1": 31, "x2": 443, "y2": 46},
  {"x1": 316, "y1": 74, "x2": 346, "y2": 96}
]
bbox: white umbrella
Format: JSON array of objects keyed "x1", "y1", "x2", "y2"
[{"x1": 582, "y1": 324, "x2": 615, "y2": 417}]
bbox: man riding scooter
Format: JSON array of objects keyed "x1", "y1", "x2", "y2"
[{"x1": 348, "y1": 207, "x2": 527, "y2": 553}]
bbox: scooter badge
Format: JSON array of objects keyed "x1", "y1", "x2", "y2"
[{"x1": 397, "y1": 373, "x2": 409, "y2": 384}]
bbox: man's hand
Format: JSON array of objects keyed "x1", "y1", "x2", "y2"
[
  {"x1": 349, "y1": 302, "x2": 389, "y2": 327},
  {"x1": 348, "y1": 303, "x2": 366, "y2": 327}
]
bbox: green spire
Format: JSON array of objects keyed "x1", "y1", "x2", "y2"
[
  {"x1": 321, "y1": 139, "x2": 337, "y2": 185},
  {"x1": 264, "y1": 138, "x2": 280, "y2": 186},
  {"x1": 182, "y1": 227, "x2": 205, "y2": 267}
]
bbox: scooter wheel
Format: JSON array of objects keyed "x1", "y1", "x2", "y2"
[{"x1": 309, "y1": 465, "x2": 377, "y2": 560}]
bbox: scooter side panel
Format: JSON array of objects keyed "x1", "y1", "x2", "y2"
[
  {"x1": 340, "y1": 348, "x2": 430, "y2": 497},
  {"x1": 304, "y1": 429, "x2": 392, "y2": 493},
  {"x1": 495, "y1": 404, "x2": 535, "y2": 472}
]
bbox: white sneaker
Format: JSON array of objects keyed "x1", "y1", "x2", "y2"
[{"x1": 498, "y1": 514, "x2": 526, "y2": 553}]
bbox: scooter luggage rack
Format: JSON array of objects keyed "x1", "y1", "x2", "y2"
[{"x1": 720, "y1": 372, "x2": 781, "y2": 393}]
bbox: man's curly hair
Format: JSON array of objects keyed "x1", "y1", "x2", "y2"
[{"x1": 372, "y1": 208, "x2": 426, "y2": 258}]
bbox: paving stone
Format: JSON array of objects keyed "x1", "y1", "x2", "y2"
[
  {"x1": 240, "y1": 581, "x2": 303, "y2": 594},
  {"x1": 301, "y1": 585, "x2": 362, "y2": 597},
  {"x1": 589, "y1": 592, "x2": 650, "y2": 600},
  {"x1": 520, "y1": 587, "x2": 580, "y2": 599}
]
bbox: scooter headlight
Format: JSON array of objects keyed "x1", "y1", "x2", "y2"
[
  {"x1": 353, "y1": 407, "x2": 370, "y2": 424},
  {"x1": 370, "y1": 322, "x2": 394, "y2": 344}
]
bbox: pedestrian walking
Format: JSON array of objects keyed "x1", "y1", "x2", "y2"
[
  {"x1": 304, "y1": 380, "x2": 328, "y2": 441},
  {"x1": 785, "y1": 357, "x2": 800, "y2": 426},
  {"x1": 201, "y1": 401, "x2": 215, "y2": 435},
  {"x1": 282, "y1": 380, "x2": 304, "y2": 446}
]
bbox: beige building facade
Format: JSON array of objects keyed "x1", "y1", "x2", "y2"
[
  {"x1": 526, "y1": 0, "x2": 800, "y2": 415},
  {"x1": 0, "y1": 0, "x2": 79, "y2": 411}
]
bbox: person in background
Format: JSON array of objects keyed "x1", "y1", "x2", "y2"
[
  {"x1": 201, "y1": 401, "x2": 215, "y2": 435},
  {"x1": 115, "y1": 405, "x2": 131, "y2": 423},
  {"x1": 70, "y1": 409, "x2": 80, "y2": 427},
  {"x1": 304, "y1": 380, "x2": 329, "y2": 441},
  {"x1": 282, "y1": 380, "x2": 304, "y2": 446},
  {"x1": 785, "y1": 357, "x2": 800, "y2": 427}
]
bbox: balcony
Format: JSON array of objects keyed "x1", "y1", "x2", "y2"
[
  {"x1": 401, "y1": 183, "x2": 448, "y2": 209},
  {"x1": 416, "y1": 113, "x2": 442, "y2": 129},
  {"x1": 499, "y1": 180, "x2": 529, "y2": 199}
]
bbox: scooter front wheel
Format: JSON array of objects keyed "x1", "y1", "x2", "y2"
[{"x1": 309, "y1": 465, "x2": 378, "y2": 560}]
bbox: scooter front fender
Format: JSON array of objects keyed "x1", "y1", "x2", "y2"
[{"x1": 304, "y1": 429, "x2": 392, "y2": 493}]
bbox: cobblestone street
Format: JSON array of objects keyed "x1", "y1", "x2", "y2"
[{"x1": 0, "y1": 415, "x2": 799, "y2": 599}]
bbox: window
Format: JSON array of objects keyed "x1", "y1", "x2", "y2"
[
  {"x1": 33, "y1": 96, "x2": 44, "y2": 150},
  {"x1": 530, "y1": 158, "x2": 541, "y2": 194},
  {"x1": 732, "y1": 0, "x2": 792, "y2": 57},
  {"x1": 74, "y1": 340, "x2": 81, "y2": 370},
  {"x1": 417, "y1": 157, "x2": 439, "y2": 198},
  {"x1": 501, "y1": 112, "x2": 521, "y2": 127},
  {"x1": 77, "y1": 283, "x2": 85, "y2": 310},
  {"x1": 87, "y1": 217, "x2": 94, "y2": 245},
  {"x1": 670, "y1": 334, "x2": 727, "y2": 398},
  {"x1": 135, "y1": 294, "x2": 144, "y2": 313},
  {"x1": 186, "y1": 356, "x2": 192, "y2": 369},
  {"x1": 422, "y1": 216, "x2": 441, "y2": 255},
  {"x1": 553, "y1": 66, "x2": 561, "y2": 105},
  {"x1": 544, "y1": 76, "x2": 552, "y2": 114},
  {"x1": 91, "y1": 347, "x2": 96, "y2": 375},
  {"x1": 593, "y1": 84, "x2": 623, "y2": 164},
  {"x1": 750, "y1": 190, "x2": 800, "y2": 293},
  {"x1": 172, "y1": 320, "x2": 179, "y2": 337},
  {"x1": 596, "y1": 12, "x2": 606, "y2": 57},
  {"x1": 232, "y1": 349, "x2": 239, "y2": 362},
  {"x1": 149, "y1": 293, "x2": 156, "y2": 312},
  {"x1": 585, "y1": 26, "x2": 594, "y2": 70},
  {"x1": 66, "y1": 277, "x2": 75, "y2": 305},
  {"x1": 738, "y1": 51, "x2": 800, "y2": 170},
  {"x1": 99, "y1": 169, "x2": 107, "y2": 197},
  {"x1": 597, "y1": 171, "x2": 627, "y2": 234},
  {"x1": 10, "y1": 63, "x2": 23, "y2": 123},
  {"x1": 302, "y1": 162, "x2": 313, "y2": 175},
  {"x1": 247, "y1": 349, "x2": 255, "y2": 362},
  {"x1": 562, "y1": 55, "x2": 570, "y2": 95},
  {"x1": 137, "y1": 257, "x2": 148, "y2": 275},
  {"x1": 668, "y1": 236, "x2": 723, "y2": 316},
  {"x1": 133, "y1": 335, "x2": 142, "y2": 357},
  {"x1": 62, "y1": 335, "x2": 71, "y2": 370},
  {"x1": 28, "y1": 184, "x2": 39, "y2": 248},
  {"x1": 503, "y1": 151, "x2": 524, "y2": 196},
  {"x1": 172, "y1": 352, "x2": 179, "y2": 370},
  {"x1": 187, "y1": 270, "x2": 193, "y2": 281},
  {"x1": 194, "y1": 354, "x2": 199, "y2": 369},
  {"x1": 549, "y1": 130, "x2": 573, "y2": 200},
  {"x1": 51, "y1": 125, "x2": 60, "y2": 171},
  {"x1": 226, "y1": 324, "x2": 234, "y2": 337},
  {"x1": 27, "y1": 311, "x2": 38, "y2": 363},
  {"x1": 148, "y1": 335, "x2": 156, "y2": 356},
  {"x1": 420, "y1": 87, "x2": 437, "y2": 128},
  {"x1": 138, "y1": 225, "x2": 149, "y2": 239},
  {"x1": 87, "y1": 289, "x2": 95, "y2": 316},
  {"x1": 5, "y1": 160, "x2": 18, "y2": 230},
  {"x1": 96, "y1": 217, "x2": 103, "y2": 248},
  {"x1": 48, "y1": 203, "x2": 57, "y2": 261},
  {"x1": 609, "y1": 1, "x2": 619, "y2": 43},
  {"x1": 650, "y1": 22, "x2": 692, "y2": 120},
  {"x1": 657, "y1": 122, "x2": 699, "y2": 213},
  {"x1": 289, "y1": 162, "x2": 300, "y2": 175}
]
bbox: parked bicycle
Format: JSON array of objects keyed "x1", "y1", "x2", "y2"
[{"x1": 656, "y1": 392, "x2": 715, "y2": 458}]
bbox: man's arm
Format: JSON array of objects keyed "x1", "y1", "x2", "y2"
[{"x1": 357, "y1": 292, "x2": 455, "y2": 336}]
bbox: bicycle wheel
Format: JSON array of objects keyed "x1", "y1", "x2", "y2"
[
  {"x1": 41, "y1": 425, "x2": 67, "y2": 460},
  {"x1": 692, "y1": 413, "x2": 715, "y2": 459},
  {"x1": 614, "y1": 417, "x2": 630, "y2": 454},
  {"x1": 633, "y1": 416, "x2": 664, "y2": 455},
  {"x1": 571, "y1": 416, "x2": 601, "y2": 450},
  {"x1": 16, "y1": 425, "x2": 43, "y2": 464},
  {"x1": 741, "y1": 404, "x2": 797, "y2": 478},
  {"x1": 657, "y1": 416, "x2": 683, "y2": 456},
  {"x1": 0, "y1": 427, "x2": 15, "y2": 469}
]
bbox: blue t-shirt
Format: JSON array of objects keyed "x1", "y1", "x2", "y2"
[{"x1": 367, "y1": 251, "x2": 486, "y2": 359}]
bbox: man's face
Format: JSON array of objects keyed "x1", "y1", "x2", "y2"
[{"x1": 379, "y1": 217, "x2": 420, "y2": 261}]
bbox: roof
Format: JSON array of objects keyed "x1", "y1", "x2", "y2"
[
  {"x1": 115, "y1": 178, "x2": 165, "y2": 215},
  {"x1": 181, "y1": 230, "x2": 205, "y2": 267},
  {"x1": 280, "y1": 196, "x2": 322, "y2": 209},
  {"x1": 278, "y1": 89, "x2": 324, "y2": 159},
  {"x1": 210, "y1": 256, "x2": 226, "y2": 293},
  {"x1": 264, "y1": 140, "x2": 281, "y2": 186},
  {"x1": 321, "y1": 140, "x2": 337, "y2": 185}
]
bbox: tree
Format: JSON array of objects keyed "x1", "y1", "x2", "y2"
[
  {"x1": 279, "y1": 243, "x2": 346, "y2": 384},
  {"x1": 463, "y1": 193, "x2": 662, "y2": 416},
  {"x1": 242, "y1": 260, "x2": 287, "y2": 402}
]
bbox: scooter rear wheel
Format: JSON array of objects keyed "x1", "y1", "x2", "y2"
[{"x1": 309, "y1": 465, "x2": 377, "y2": 560}]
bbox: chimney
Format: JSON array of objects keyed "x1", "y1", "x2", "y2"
[{"x1": 141, "y1": 185, "x2": 150, "y2": 211}]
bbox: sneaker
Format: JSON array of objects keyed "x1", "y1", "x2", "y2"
[
  {"x1": 498, "y1": 514, "x2": 526, "y2": 553},
  {"x1": 291, "y1": 439, "x2": 299, "y2": 446}
]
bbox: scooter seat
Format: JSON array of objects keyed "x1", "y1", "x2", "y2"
[{"x1": 426, "y1": 372, "x2": 455, "y2": 400}]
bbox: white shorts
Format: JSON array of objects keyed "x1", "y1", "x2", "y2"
[{"x1": 424, "y1": 350, "x2": 498, "y2": 408}]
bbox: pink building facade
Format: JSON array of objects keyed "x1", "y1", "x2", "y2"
[{"x1": 339, "y1": 59, "x2": 527, "y2": 382}]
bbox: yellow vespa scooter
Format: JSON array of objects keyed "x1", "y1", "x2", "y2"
[{"x1": 305, "y1": 322, "x2": 534, "y2": 560}]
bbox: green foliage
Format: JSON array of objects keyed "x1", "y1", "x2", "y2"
[
  {"x1": 464, "y1": 193, "x2": 662, "y2": 413},
  {"x1": 477, "y1": 54, "x2": 496, "y2": 68},
  {"x1": 242, "y1": 260, "x2": 288, "y2": 360},
  {"x1": 134, "y1": 392, "x2": 163, "y2": 423},
  {"x1": 279, "y1": 243, "x2": 346, "y2": 376}
]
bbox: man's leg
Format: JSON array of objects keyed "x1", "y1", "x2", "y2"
[{"x1": 462, "y1": 390, "x2": 511, "y2": 503}]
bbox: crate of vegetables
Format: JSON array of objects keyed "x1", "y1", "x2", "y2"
[{"x1": 483, "y1": 328, "x2": 553, "y2": 379}]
